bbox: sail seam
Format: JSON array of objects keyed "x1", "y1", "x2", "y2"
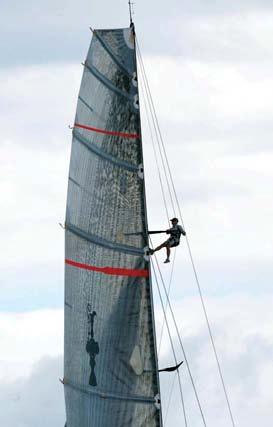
[
  {"x1": 93, "y1": 31, "x2": 132, "y2": 77},
  {"x1": 66, "y1": 222, "x2": 144, "y2": 256},
  {"x1": 63, "y1": 378, "x2": 155, "y2": 404},
  {"x1": 65, "y1": 258, "x2": 149, "y2": 278},
  {"x1": 73, "y1": 131, "x2": 138, "y2": 171},
  {"x1": 84, "y1": 62, "x2": 131, "y2": 100}
]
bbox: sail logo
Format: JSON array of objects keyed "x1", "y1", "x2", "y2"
[{"x1": 86, "y1": 305, "x2": 99, "y2": 386}]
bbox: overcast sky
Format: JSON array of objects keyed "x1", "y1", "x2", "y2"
[{"x1": 1, "y1": 1, "x2": 273, "y2": 426}]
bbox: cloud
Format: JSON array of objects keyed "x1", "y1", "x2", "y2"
[
  {"x1": 155, "y1": 293, "x2": 273, "y2": 426},
  {"x1": 1, "y1": 294, "x2": 273, "y2": 426},
  {"x1": 1, "y1": 54, "x2": 273, "y2": 311},
  {"x1": 167, "y1": 11, "x2": 273, "y2": 61},
  {"x1": 0, "y1": 357, "x2": 65, "y2": 427},
  {"x1": 2, "y1": 2, "x2": 273, "y2": 66},
  {"x1": 0, "y1": 310, "x2": 63, "y2": 380}
]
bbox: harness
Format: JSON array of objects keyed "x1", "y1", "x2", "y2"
[{"x1": 169, "y1": 225, "x2": 183, "y2": 242}]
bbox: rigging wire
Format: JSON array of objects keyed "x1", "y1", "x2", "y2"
[
  {"x1": 138, "y1": 39, "x2": 207, "y2": 425},
  {"x1": 139, "y1": 76, "x2": 170, "y2": 223},
  {"x1": 150, "y1": 255, "x2": 188, "y2": 427},
  {"x1": 152, "y1": 253, "x2": 207, "y2": 427},
  {"x1": 139, "y1": 67, "x2": 179, "y2": 361},
  {"x1": 158, "y1": 248, "x2": 176, "y2": 355},
  {"x1": 139, "y1": 66, "x2": 178, "y2": 361},
  {"x1": 164, "y1": 373, "x2": 177, "y2": 426},
  {"x1": 136, "y1": 37, "x2": 236, "y2": 427},
  {"x1": 136, "y1": 44, "x2": 176, "y2": 218}
]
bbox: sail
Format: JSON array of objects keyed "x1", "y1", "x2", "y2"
[{"x1": 64, "y1": 26, "x2": 162, "y2": 427}]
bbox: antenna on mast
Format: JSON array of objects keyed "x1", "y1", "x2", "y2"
[{"x1": 128, "y1": 0, "x2": 134, "y2": 25}]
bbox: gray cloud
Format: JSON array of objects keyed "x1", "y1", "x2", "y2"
[
  {"x1": 156, "y1": 294, "x2": 273, "y2": 426},
  {"x1": 0, "y1": 357, "x2": 65, "y2": 427},
  {"x1": 2, "y1": 293, "x2": 273, "y2": 426},
  {"x1": 1, "y1": 1, "x2": 273, "y2": 66}
]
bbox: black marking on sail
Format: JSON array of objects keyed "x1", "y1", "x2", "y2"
[{"x1": 86, "y1": 305, "x2": 99, "y2": 386}]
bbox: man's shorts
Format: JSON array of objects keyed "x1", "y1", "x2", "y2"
[{"x1": 167, "y1": 237, "x2": 180, "y2": 248}]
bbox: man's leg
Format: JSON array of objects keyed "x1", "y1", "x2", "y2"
[
  {"x1": 152, "y1": 241, "x2": 168, "y2": 253},
  {"x1": 164, "y1": 244, "x2": 171, "y2": 263}
]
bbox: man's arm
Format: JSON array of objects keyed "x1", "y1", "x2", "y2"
[{"x1": 179, "y1": 225, "x2": 186, "y2": 236}]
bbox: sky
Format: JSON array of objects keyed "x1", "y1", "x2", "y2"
[{"x1": 1, "y1": 1, "x2": 273, "y2": 426}]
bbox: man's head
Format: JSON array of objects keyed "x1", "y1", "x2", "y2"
[{"x1": 170, "y1": 217, "x2": 179, "y2": 225}]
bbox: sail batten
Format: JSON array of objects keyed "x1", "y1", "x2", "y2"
[
  {"x1": 64, "y1": 25, "x2": 162, "y2": 427},
  {"x1": 64, "y1": 379, "x2": 157, "y2": 404},
  {"x1": 84, "y1": 61, "x2": 133, "y2": 99},
  {"x1": 66, "y1": 222, "x2": 144, "y2": 255},
  {"x1": 72, "y1": 131, "x2": 138, "y2": 172},
  {"x1": 93, "y1": 30, "x2": 132, "y2": 77}
]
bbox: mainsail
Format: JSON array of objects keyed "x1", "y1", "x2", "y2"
[{"x1": 64, "y1": 25, "x2": 162, "y2": 426}]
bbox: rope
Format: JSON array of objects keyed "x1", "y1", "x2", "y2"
[
  {"x1": 138, "y1": 39, "x2": 205, "y2": 427},
  {"x1": 164, "y1": 373, "x2": 177, "y2": 426},
  {"x1": 152, "y1": 254, "x2": 208, "y2": 427},
  {"x1": 139, "y1": 76, "x2": 170, "y2": 224},
  {"x1": 150, "y1": 257, "x2": 188, "y2": 427},
  {"x1": 136, "y1": 43, "x2": 176, "y2": 217},
  {"x1": 158, "y1": 248, "x2": 176, "y2": 355},
  {"x1": 137, "y1": 38, "x2": 236, "y2": 427},
  {"x1": 139, "y1": 71, "x2": 178, "y2": 360}
]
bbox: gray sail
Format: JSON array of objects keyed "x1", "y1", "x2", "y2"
[{"x1": 64, "y1": 26, "x2": 162, "y2": 427}]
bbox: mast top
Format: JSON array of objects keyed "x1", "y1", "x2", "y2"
[{"x1": 128, "y1": 0, "x2": 134, "y2": 25}]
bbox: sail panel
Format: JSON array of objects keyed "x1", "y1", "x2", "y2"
[{"x1": 64, "y1": 26, "x2": 161, "y2": 427}]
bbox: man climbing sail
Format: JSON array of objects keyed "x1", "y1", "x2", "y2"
[{"x1": 149, "y1": 218, "x2": 186, "y2": 263}]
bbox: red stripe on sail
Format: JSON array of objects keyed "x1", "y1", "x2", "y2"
[
  {"x1": 65, "y1": 259, "x2": 149, "y2": 278},
  {"x1": 74, "y1": 123, "x2": 140, "y2": 139}
]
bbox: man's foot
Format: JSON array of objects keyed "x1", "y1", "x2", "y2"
[
  {"x1": 164, "y1": 258, "x2": 170, "y2": 263},
  {"x1": 149, "y1": 248, "x2": 154, "y2": 255}
]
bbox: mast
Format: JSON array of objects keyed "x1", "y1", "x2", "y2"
[
  {"x1": 63, "y1": 24, "x2": 162, "y2": 426},
  {"x1": 128, "y1": 0, "x2": 133, "y2": 25},
  {"x1": 132, "y1": 21, "x2": 164, "y2": 427}
]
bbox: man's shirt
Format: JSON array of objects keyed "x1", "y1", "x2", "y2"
[{"x1": 167, "y1": 224, "x2": 185, "y2": 242}]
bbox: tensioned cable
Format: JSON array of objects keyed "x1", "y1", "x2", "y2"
[
  {"x1": 164, "y1": 373, "x2": 177, "y2": 426},
  {"x1": 138, "y1": 54, "x2": 178, "y2": 361},
  {"x1": 152, "y1": 253, "x2": 207, "y2": 427},
  {"x1": 136, "y1": 37, "x2": 236, "y2": 427},
  {"x1": 136, "y1": 44, "x2": 176, "y2": 218},
  {"x1": 158, "y1": 248, "x2": 176, "y2": 355},
  {"x1": 138, "y1": 48, "x2": 179, "y2": 366},
  {"x1": 138, "y1": 36, "x2": 205, "y2": 426},
  {"x1": 139, "y1": 76, "x2": 170, "y2": 223},
  {"x1": 150, "y1": 255, "x2": 188, "y2": 427}
]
